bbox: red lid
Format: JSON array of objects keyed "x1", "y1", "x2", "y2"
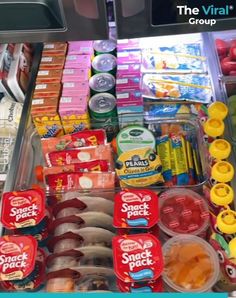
[
  {"x1": 35, "y1": 166, "x2": 44, "y2": 182},
  {"x1": 1, "y1": 189, "x2": 46, "y2": 230},
  {"x1": 113, "y1": 189, "x2": 158, "y2": 229},
  {"x1": 117, "y1": 277, "x2": 163, "y2": 292},
  {"x1": 0, "y1": 235, "x2": 38, "y2": 281},
  {"x1": 113, "y1": 234, "x2": 163, "y2": 283}
]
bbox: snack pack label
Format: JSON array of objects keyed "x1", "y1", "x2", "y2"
[
  {"x1": 113, "y1": 234, "x2": 163, "y2": 282},
  {"x1": 0, "y1": 235, "x2": 37, "y2": 281},
  {"x1": 117, "y1": 277, "x2": 163, "y2": 293},
  {"x1": 115, "y1": 147, "x2": 163, "y2": 187},
  {"x1": 113, "y1": 190, "x2": 158, "y2": 229},
  {"x1": 1, "y1": 189, "x2": 46, "y2": 229}
]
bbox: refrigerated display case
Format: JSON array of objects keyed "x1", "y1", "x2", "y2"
[{"x1": 0, "y1": 0, "x2": 236, "y2": 295}]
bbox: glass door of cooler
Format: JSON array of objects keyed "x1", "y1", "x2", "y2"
[{"x1": 114, "y1": 0, "x2": 236, "y2": 39}]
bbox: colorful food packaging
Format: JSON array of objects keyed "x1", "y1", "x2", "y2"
[
  {"x1": 41, "y1": 129, "x2": 106, "y2": 156},
  {"x1": 1, "y1": 188, "x2": 46, "y2": 229},
  {"x1": 115, "y1": 147, "x2": 163, "y2": 187},
  {"x1": 62, "y1": 69, "x2": 91, "y2": 83},
  {"x1": 67, "y1": 41, "x2": 94, "y2": 56},
  {"x1": 36, "y1": 160, "x2": 110, "y2": 182},
  {"x1": 36, "y1": 69, "x2": 63, "y2": 84},
  {"x1": 117, "y1": 50, "x2": 141, "y2": 65},
  {"x1": 45, "y1": 172, "x2": 115, "y2": 192},
  {"x1": 53, "y1": 196, "x2": 114, "y2": 218},
  {"x1": 144, "y1": 103, "x2": 190, "y2": 120},
  {"x1": 117, "y1": 277, "x2": 163, "y2": 293},
  {"x1": 156, "y1": 135, "x2": 172, "y2": 184},
  {"x1": 142, "y1": 74, "x2": 212, "y2": 103},
  {"x1": 117, "y1": 64, "x2": 141, "y2": 78},
  {"x1": 113, "y1": 189, "x2": 158, "y2": 229},
  {"x1": 62, "y1": 82, "x2": 89, "y2": 97},
  {"x1": 42, "y1": 43, "x2": 68, "y2": 56},
  {"x1": 65, "y1": 55, "x2": 91, "y2": 69},
  {"x1": 113, "y1": 234, "x2": 164, "y2": 282},
  {"x1": 0, "y1": 235, "x2": 38, "y2": 281},
  {"x1": 33, "y1": 83, "x2": 61, "y2": 99},
  {"x1": 45, "y1": 144, "x2": 113, "y2": 167},
  {"x1": 39, "y1": 56, "x2": 65, "y2": 70}
]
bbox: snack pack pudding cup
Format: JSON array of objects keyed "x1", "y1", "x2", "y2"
[
  {"x1": 162, "y1": 235, "x2": 220, "y2": 292},
  {"x1": 159, "y1": 189, "x2": 209, "y2": 240},
  {"x1": 208, "y1": 102, "x2": 228, "y2": 120}
]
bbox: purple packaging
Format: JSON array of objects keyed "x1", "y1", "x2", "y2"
[
  {"x1": 65, "y1": 55, "x2": 91, "y2": 69},
  {"x1": 117, "y1": 64, "x2": 141, "y2": 78},
  {"x1": 62, "y1": 82, "x2": 90, "y2": 97},
  {"x1": 116, "y1": 77, "x2": 140, "y2": 92},
  {"x1": 62, "y1": 69, "x2": 91, "y2": 83},
  {"x1": 117, "y1": 39, "x2": 140, "y2": 51},
  {"x1": 117, "y1": 50, "x2": 141, "y2": 65},
  {"x1": 68, "y1": 41, "x2": 94, "y2": 55},
  {"x1": 117, "y1": 100, "x2": 143, "y2": 108}
]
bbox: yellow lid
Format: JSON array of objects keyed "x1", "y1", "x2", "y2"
[
  {"x1": 229, "y1": 238, "x2": 236, "y2": 258},
  {"x1": 203, "y1": 118, "x2": 225, "y2": 138},
  {"x1": 210, "y1": 183, "x2": 234, "y2": 206},
  {"x1": 216, "y1": 209, "x2": 236, "y2": 234},
  {"x1": 211, "y1": 161, "x2": 234, "y2": 183},
  {"x1": 208, "y1": 102, "x2": 228, "y2": 120},
  {"x1": 209, "y1": 139, "x2": 231, "y2": 160}
]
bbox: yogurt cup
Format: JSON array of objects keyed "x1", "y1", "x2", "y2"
[
  {"x1": 159, "y1": 189, "x2": 209, "y2": 239},
  {"x1": 162, "y1": 234, "x2": 220, "y2": 292}
]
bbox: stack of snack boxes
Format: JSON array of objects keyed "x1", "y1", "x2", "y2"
[
  {"x1": 32, "y1": 43, "x2": 67, "y2": 138},
  {"x1": 61, "y1": 41, "x2": 93, "y2": 134},
  {"x1": 32, "y1": 41, "x2": 93, "y2": 138},
  {"x1": 116, "y1": 39, "x2": 143, "y2": 127}
]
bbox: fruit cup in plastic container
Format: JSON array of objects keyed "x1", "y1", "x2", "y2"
[
  {"x1": 162, "y1": 234, "x2": 220, "y2": 292},
  {"x1": 159, "y1": 189, "x2": 209, "y2": 241}
]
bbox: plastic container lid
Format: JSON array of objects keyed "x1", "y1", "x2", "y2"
[
  {"x1": 216, "y1": 209, "x2": 236, "y2": 234},
  {"x1": 210, "y1": 183, "x2": 234, "y2": 206},
  {"x1": 209, "y1": 139, "x2": 231, "y2": 160},
  {"x1": 211, "y1": 161, "x2": 234, "y2": 183},
  {"x1": 159, "y1": 189, "x2": 209, "y2": 237},
  {"x1": 208, "y1": 102, "x2": 228, "y2": 120},
  {"x1": 203, "y1": 118, "x2": 225, "y2": 138},
  {"x1": 162, "y1": 234, "x2": 220, "y2": 293}
]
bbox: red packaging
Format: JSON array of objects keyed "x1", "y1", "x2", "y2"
[
  {"x1": 113, "y1": 234, "x2": 163, "y2": 283},
  {"x1": 1, "y1": 189, "x2": 46, "y2": 230},
  {"x1": 46, "y1": 172, "x2": 115, "y2": 192},
  {"x1": 117, "y1": 277, "x2": 163, "y2": 293},
  {"x1": 36, "y1": 160, "x2": 110, "y2": 182},
  {"x1": 41, "y1": 129, "x2": 106, "y2": 158},
  {"x1": 0, "y1": 235, "x2": 37, "y2": 281},
  {"x1": 45, "y1": 144, "x2": 113, "y2": 167},
  {"x1": 113, "y1": 190, "x2": 158, "y2": 229}
]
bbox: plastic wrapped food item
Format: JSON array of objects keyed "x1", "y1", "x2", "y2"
[
  {"x1": 45, "y1": 144, "x2": 113, "y2": 167},
  {"x1": 113, "y1": 189, "x2": 158, "y2": 229},
  {"x1": 47, "y1": 246, "x2": 113, "y2": 271},
  {"x1": 142, "y1": 74, "x2": 212, "y2": 103},
  {"x1": 51, "y1": 212, "x2": 115, "y2": 236},
  {"x1": 162, "y1": 235, "x2": 219, "y2": 292},
  {"x1": 159, "y1": 189, "x2": 209, "y2": 240},
  {"x1": 142, "y1": 47, "x2": 206, "y2": 73},
  {"x1": 46, "y1": 172, "x2": 115, "y2": 192},
  {"x1": 113, "y1": 234, "x2": 163, "y2": 283},
  {"x1": 53, "y1": 196, "x2": 113, "y2": 218},
  {"x1": 0, "y1": 96, "x2": 22, "y2": 131},
  {"x1": 48, "y1": 227, "x2": 114, "y2": 253},
  {"x1": 144, "y1": 103, "x2": 190, "y2": 120},
  {"x1": 46, "y1": 268, "x2": 115, "y2": 292},
  {"x1": 36, "y1": 160, "x2": 109, "y2": 182}
]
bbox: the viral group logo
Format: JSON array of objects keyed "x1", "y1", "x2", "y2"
[{"x1": 177, "y1": 5, "x2": 234, "y2": 26}]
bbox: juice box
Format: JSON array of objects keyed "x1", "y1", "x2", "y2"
[
  {"x1": 68, "y1": 41, "x2": 94, "y2": 55},
  {"x1": 39, "y1": 56, "x2": 66, "y2": 70},
  {"x1": 36, "y1": 69, "x2": 63, "y2": 84},
  {"x1": 43, "y1": 43, "x2": 68, "y2": 56},
  {"x1": 62, "y1": 68, "x2": 91, "y2": 83},
  {"x1": 33, "y1": 83, "x2": 61, "y2": 98},
  {"x1": 64, "y1": 55, "x2": 92, "y2": 69},
  {"x1": 62, "y1": 82, "x2": 90, "y2": 97}
]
